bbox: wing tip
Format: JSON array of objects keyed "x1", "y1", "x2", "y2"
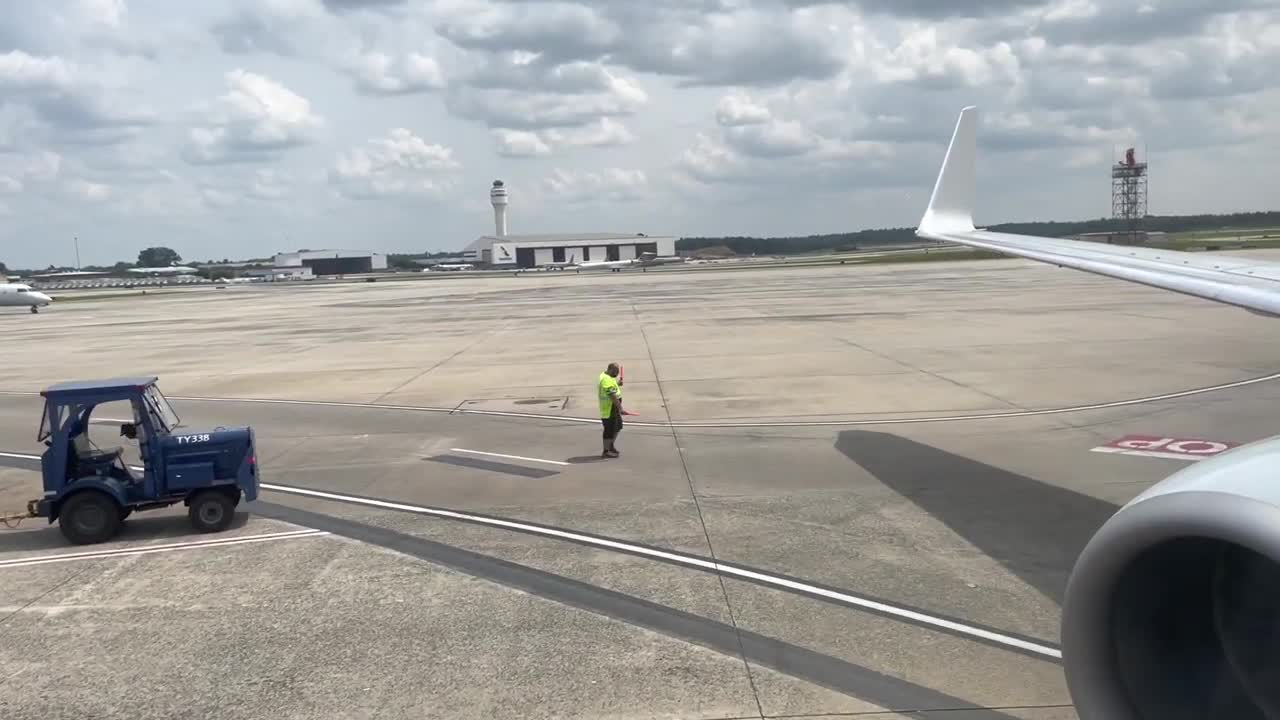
[{"x1": 917, "y1": 106, "x2": 978, "y2": 237}]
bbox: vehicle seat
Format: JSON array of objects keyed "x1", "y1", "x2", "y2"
[
  {"x1": 69, "y1": 429, "x2": 124, "y2": 476},
  {"x1": 81, "y1": 446, "x2": 124, "y2": 466}
]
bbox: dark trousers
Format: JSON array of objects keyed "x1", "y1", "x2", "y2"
[{"x1": 601, "y1": 410, "x2": 622, "y2": 439}]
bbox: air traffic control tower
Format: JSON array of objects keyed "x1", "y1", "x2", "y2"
[{"x1": 490, "y1": 180, "x2": 509, "y2": 237}]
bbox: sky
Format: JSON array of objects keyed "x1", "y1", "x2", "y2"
[{"x1": 1, "y1": 0, "x2": 1277, "y2": 269}]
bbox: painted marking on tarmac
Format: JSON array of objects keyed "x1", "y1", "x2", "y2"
[
  {"x1": 0, "y1": 529, "x2": 328, "y2": 569},
  {"x1": 257, "y1": 480, "x2": 1062, "y2": 661},
  {"x1": 1090, "y1": 434, "x2": 1241, "y2": 462},
  {"x1": 449, "y1": 448, "x2": 570, "y2": 466},
  {"x1": 0, "y1": 449, "x2": 1058, "y2": 659},
  {"x1": 4, "y1": 368, "x2": 1274, "y2": 429}
]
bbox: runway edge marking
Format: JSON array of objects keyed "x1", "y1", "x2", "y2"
[{"x1": 259, "y1": 480, "x2": 1062, "y2": 660}]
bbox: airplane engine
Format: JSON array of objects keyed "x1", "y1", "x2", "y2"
[{"x1": 1062, "y1": 436, "x2": 1280, "y2": 719}]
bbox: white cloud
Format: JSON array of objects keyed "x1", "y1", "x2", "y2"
[
  {"x1": 873, "y1": 27, "x2": 1020, "y2": 88},
  {"x1": 250, "y1": 169, "x2": 290, "y2": 199},
  {"x1": 348, "y1": 50, "x2": 445, "y2": 94},
  {"x1": 0, "y1": 50, "x2": 154, "y2": 143},
  {"x1": 493, "y1": 129, "x2": 551, "y2": 158},
  {"x1": 183, "y1": 69, "x2": 324, "y2": 164},
  {"x1": 0, "y1": 51, "x2": 75, "y2": 89},
  {"x1": 6, "y1": 151, "x2": 64, "y2": 185},
  {"x1": 542, "y1": 168, "x2": 649, "y2": 203},
  {"x1": 716, "y1": 94, "x2": 772, "y2": 126},
  {"x1": 495, "y1": 118, "x2": 635, "y2": 157},
  {"x1": 79, "y1": 0, "x2": 128, "y2": 29},
  {"x1": 330, "y1": 127, "x2": 460, "y2": 198},
  {"x1": 67, "y1": 178, "x2": 112, "y2": 201},
  {"x1": 210, "y1": 0, "x2": 331, "y2": 56},
  {"x1": 446, "y1": 63, "x2": 647, "y2": 130}
]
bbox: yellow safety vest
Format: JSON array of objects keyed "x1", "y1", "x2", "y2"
[{"x1": 598, "y1": 372, "x2": 620, "y2": 418}]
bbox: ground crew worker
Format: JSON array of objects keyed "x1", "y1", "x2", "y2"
[{"x1": 598, "y1": 362, "x2": 623, "y2": 458}]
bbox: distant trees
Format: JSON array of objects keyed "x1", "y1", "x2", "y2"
[
  {"x1": 199, "y1": 267, "x2": 234, "y2": 280},
  {"x1": 137, "y1": 246, "x2": 182, "y2": 267},
  {"x1": 677, "y1": 211, "x2": 1280, "y2": 257}
]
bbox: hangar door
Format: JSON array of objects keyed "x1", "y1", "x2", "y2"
[
  {"x1": 306, "y1": 257, "x2": 372, "y2": 275},
  {"x1": 515, "y1": 247, "x2": 536, "y2": 268}
]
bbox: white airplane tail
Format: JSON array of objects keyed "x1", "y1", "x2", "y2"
[{"x1": 918, "y1": 105, "x2": 978, "y2": 235}]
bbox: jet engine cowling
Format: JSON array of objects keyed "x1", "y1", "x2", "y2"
[{"x1": 1061, "y1": 436, "x2": 1280, "y2": 719}]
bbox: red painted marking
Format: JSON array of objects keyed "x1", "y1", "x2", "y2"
[{"x1": 1091, "y1": 434, "x2": 1240, "y2": 461}]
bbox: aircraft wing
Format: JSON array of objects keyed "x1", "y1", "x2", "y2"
[{"x1": 916, "y1": 106, "x2": 1280, "y2": 317}]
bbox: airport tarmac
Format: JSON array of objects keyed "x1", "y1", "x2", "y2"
[{"x1": 2, "y1": 255, "x2": 1278, "y2": 719}]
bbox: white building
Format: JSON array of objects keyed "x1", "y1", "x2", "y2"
[
  {"x1": 466, "y1": 178, "x2": 676, "y2": 268},
  {"x1": 464, "y1": 233, "x2": 677, "y2": 268},
  {"x1": 274, "y1": 249, "x2": 388, "y2": 275}
]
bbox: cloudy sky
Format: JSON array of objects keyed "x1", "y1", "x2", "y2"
[{"x1": 1, "y1": 0, "x2": 1277, "y2": 268}]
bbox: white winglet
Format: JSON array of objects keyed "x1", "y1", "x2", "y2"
[
  {"x1": 918, "y1": 105, "x2": 977, "y2": 235},
  {"x1": 909, "y1": 104, "x2": 1280, "y2": 318}
]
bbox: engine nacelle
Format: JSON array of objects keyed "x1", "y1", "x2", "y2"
[{"x1": 1062, "y1": 436, "x2": 1280, "y2": 719}]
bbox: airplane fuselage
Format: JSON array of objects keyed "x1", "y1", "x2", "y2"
[
  {"x1": 0, "y1": 283, "x2": 53, "y2": 312},
  {"x1": 577, "y1": 254, "x2": 685, "y2": 272}
]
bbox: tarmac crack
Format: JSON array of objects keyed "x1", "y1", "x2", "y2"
[
  {"x1": 632, "y1": 300, "x2": 767, "y2": 720},
  {"x1": 0, "y1": 563, "x2": 95, "y2": 628},
  {"x1": 827, "y1": 333, "x2": 1119, "y2": 443},
  {"x1": 251, "y1": 500, "x2": 1022, "y2": 720},
  {"x1": 829, "y1": 334, "x2": 1029, "y2": 413},
  {"x1": 369, "y1": 321, "x2": 512, "y2": 405}
]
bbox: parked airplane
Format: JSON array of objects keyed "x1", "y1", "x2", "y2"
[
  {"x1": 127, "y1": 264, "x2": 198, "y2": 276},
  {"x1": 430, "y1": 263, "x2": 474, "y2": 272},
  {"x1": 917, "y1": 106, "x2": 1280, "y2": 720},
  {"x1": 0, "y1": 282, "x2": 53, "y2": 313},
  {"x1": 577, "y1": 252, "x2": 686, "y2": 272}
]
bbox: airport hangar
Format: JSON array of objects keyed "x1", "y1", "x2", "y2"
[
  {"x1": 463, "y1": 233, "x2": 677, "y2": 269},
  {"x1": 273, "y1": 249, "x2": 388, "y2": 275}
]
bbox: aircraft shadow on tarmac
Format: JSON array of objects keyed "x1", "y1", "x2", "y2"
[{"x1": 835, "y1": 430, "x2": 1118, "y2": 604}]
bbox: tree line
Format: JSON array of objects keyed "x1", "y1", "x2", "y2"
[{"x1": 676, "y1": 210, "x2": 1280, "y2": 256}]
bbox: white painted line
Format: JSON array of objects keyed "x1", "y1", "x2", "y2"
[
  {"x1": 0, "y1": 529, "x2": 328, "y2": 569},
  {"x1": 0, "y1": 448, "x2": 1059, "y2": 658},
  {"x1": 448, "y1": 448, "x2": 570, "y2": 466},
  {"x1": 258, "y1": 480, "x2": 1062, "y2": 660},
  {"x1": 0, "y1": 451, "x2": 40, "y2": 460}
]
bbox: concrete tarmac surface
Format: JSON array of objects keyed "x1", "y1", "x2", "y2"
[{"x1": 2, "y1": 256, "x2": 1278, "y2": 719}]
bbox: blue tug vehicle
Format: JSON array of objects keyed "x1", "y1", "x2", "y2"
[{"x1": 28, "y1": 377, "x2": 259, "y2": 545}]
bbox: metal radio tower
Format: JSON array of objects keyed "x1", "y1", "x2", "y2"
[{"x1": 1111, "y1": 147, "x2": 1148, "y2": 244}]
